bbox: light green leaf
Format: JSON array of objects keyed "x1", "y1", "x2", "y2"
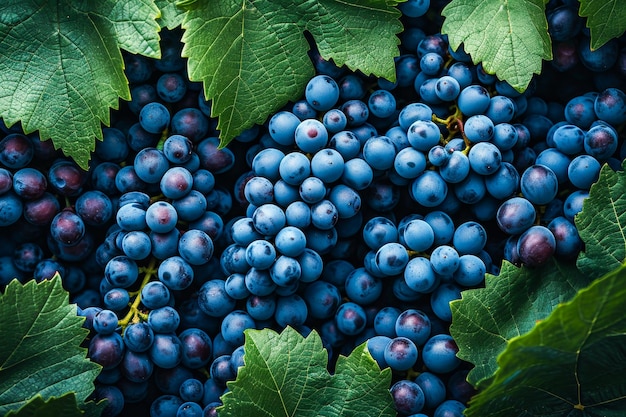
[
  {"x1": 579, "y1": 0, "x2": 626, "y2": 50},
  {"x1": 576, "y1": 161, "x2": 626, "y2": 278},
  {"x1": 465, "y1": 264, "x2": 626, "y2": 417},
  {"x1": 0, "y1": 0, "x2": 161, "y2": 170},
  {"x1": 155, "y1": 0, "x2": 186, "y2": 29},
  {"x1": 319, "y1": 343, "x2": 395, "y2": 417},
  {"x1": 0, "y1": 276, "x2": 101, "y2": 415},
  {"x1": 450, "y1": 258, "x2": 589, "y2": 389},
  {"x1": 182, "y1": 0, "x2": 403, "y2": 147},
  {"x1": 6, "y1": 393, "x2": 105, "y2": 417},
  {"x1": 441, "y1": 0, "x2": 552, "y2": 92},
  {"x1": 218, "y1": 327, "x2": 394, "y2": 417}
]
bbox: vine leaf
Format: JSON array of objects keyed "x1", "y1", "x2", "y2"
[
  {"x1": 0, "y1": 276, "x2": 101, "y2": 416},
  {"x1": 450, "y1": 258, "x2": 589, "y2": 389},
  {"x1": 576, "y1": 161, "x2": 626, "y2": 278},
  {"x1": 441, "y1": 0, "x2": 552, "y2": 92},
  {"x1": 217, "y1": 327, "x2": 395, "y2": 417},
  {"x1": 155, "y1": 0, "x2": 187, "y2": 29},
  {"x1": 5, "y1": 393, "x2": 105, "y2": 417},
  {"x1": 0, "y1": 0, "x2": 161, "y2": 170},
  {"x1": 181, "y1": 0, "x2": 403, "y2": 148},
  {"x1": 465, "y1": 264, "x2": 626, "y2": 417},
  {"x1": 579, "y1": 0, "x2": 626, "y2": 50}
]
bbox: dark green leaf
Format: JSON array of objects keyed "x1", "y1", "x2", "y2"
[
  {"x1": 217, "y1": 327, "x2": 395, "y2": 417},
  {"x1": 576, "y1": 161, "x2": 626, "y2": 278},
  {"x1": 181, "y1": 0, "x2": 403, "y2": 147},
  {"x1": 0, "y1": 0, "x2": 160, "y2": 169},
  {"x1": 0, "y1": 276, "x2": 101, "y2": 415},
  {"x1": 6, "y1": 393, "x2": 105, "y2": 417},
  {"x1": 450, "y1": 259, "x2": 590, "y2": 389},
  {"x1": 442, "y1": 0, "x2": 551, "y2": 92},
  {"x1": 465, "y1": 264, "x2": 626, "y2": 417},
  {"x1": 579, "y1": 0, "x2": 626, "y2": 50}
]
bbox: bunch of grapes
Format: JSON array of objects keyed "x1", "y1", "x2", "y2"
[{"x1": 0, "y1": 0, "x2": 625, "y2": 416}]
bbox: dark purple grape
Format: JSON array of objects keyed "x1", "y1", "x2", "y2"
[
  {"x1": 48, "y1": 159, "x2": 87, "y2": 197},
  {"x1": 517, "y1": 225, "x2": 556, "y2": 267},
  {"x1": 12, "y1": 168, "x2": 47, "y2": 200},
  {"x1": 0, "y1": 133, "x2": 34, "y2": 169},
  {"x1": 51, "y1": 209, "x2": 86, "y2": 246}
]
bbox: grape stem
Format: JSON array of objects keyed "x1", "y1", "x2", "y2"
[{"x1": 118, "y1": 257, "x2": 158, "y2": 329}]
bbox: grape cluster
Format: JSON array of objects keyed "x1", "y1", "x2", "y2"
[{"x1": 0, "y1": 0, "x2": 625, "y2": 416}]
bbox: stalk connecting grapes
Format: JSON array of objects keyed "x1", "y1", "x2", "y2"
[{"x1": 0, "y1": 0, "x2": 625, "y2": 416}]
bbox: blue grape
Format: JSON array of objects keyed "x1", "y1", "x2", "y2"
[
  {"x1": 429, "y1": 245, "x2": 460, "y2": 276},
  {"x1": 520, "y1": 164, "x2": 558, "y2": 205},
  {"x1": 453, "y1": 254, "x2": 486, "y2": 286},
  {"x1": 435, "y1": 75, "x2": 460, "y2": 101},
  {"x1": 341, "y1": 158, "x2": 374, "y2": 190},
  {"x1": 434, "y1": 399, "x2": 466, "y2": 417},
  {"x1": 270, "y1": 255, "x2": 302, "y2": 287},
  {"x1": 278, "y1": 152, "x2": 311, "y2": 186},
  {"x1": 594, "y1": 87, "x2": 626, "y2": 125},
  {"x1": 423, "y1": 211, "x2": 454, "y2": 245},
  {"x1": 297, "y1": 248, "x2": 324, "y2": 282},
  {"x1": 363, "y1": 135, "x2": 396, "y2": 171},
  {"x1": 170, "y1": 108, "x2": 210, "y2": 142},
  {"x1": 148, "y1": 306, "x2": 181, "y2": 333},
  {"x1": 105, "y1": 256, "x2": 139, "y2": 288},
  {"x1": 551, "y1": 124, "x2": 585, "y2": 155},
  {"x1": 584, "y1": 123, "x2": 618, "y2": 161},
  {"x1": 407, "y1": 120, "x2": 441, "y2": 151},
  {"x1": 430, "y1": 283, "x2": 462, "y2": 322},
  {"x1": 411, "y1": 170, "x2": 448, "y2": 207},
  {"x1": 198, "y1": 279, "x2": 236, "y2": 317},
  {"x1": 121, "y1": 350, "x2": 154, "y2": 383},
  {"x1": 305, "y1": 75, "x2": 340, "y2": 111},
  {"x1": 51, "y1": 209, "x2": 85, "y2": 246},
  {"x1": 335, "y1": 301, "x2": 367, "y2": 336},
  {"x1": 12, "y1": 167, "x2": 47, "y2": 200},
  {"x1": 158, "y1": 256, "x2": 195, "y2": 290},
  {"x1": 564, "y1": 94, "x2": 596, "y2": 129},
  {"x1": 221, "y1": 310, "x2": 255, "y2": 345},
  {"x1": 327, "y1": 184, "x2": 361, "y2": 219},
  {"x1": 172, "y1": 190, "x2": 207, "y2": 222},
  {"x1": 468, "y1": 141, "x2": 501, "y2": 175},
  {"x1": 440, "y1": 151, "x2": 469, "y2": 183},
  {"x1": 496, "y1": 197, "x2": 536, "y2": 235},
  {"x1": 303, "y1": 281, "x2": 341, "y2": 320},
  {"x1": 156, "y1": 72, "x2": 187, "y2": 103},
  {"x1": 150, "y1": 229, "x2": 181, "y2": 260},
  {"x1": 160, "y1": 167, "x2": 193, "y2": 199},
  {"x1": 390, "y1": 380, "x2": 425, "y2": 415},
  {"x1": 484, "y1": 162, "x2": 519, "y2": 199},
  {"x1": 179, "y1": 379, "x2": 204, "y2": 403},
  {"x1": 485, "y1": 95, "x2": 515, "y2": 123},
  {"x1": 492, "y1": 122, "x2": 518, "y2": 151},
  {"x1": 150, "y1": 333, "x2": 183, "y2": 369},
  {"x1": 404, "y1": 256, "x2": 438, "y2": 293},
  {"x1": 139, "y1": 102, "x2": 170, "y2": 134},
  {"x1": 384, "y1": 336, "x2": 418, "y2": 371},
  {"x1": 457, "y1": 85, "x2": 490, "y2": 116},
  {"x1": 375, "y1": 242, "x2": 409, "y2": 276},
  {"x1": 322, "y1": 108, "x2": 347, "y2": 133},
  {"x1": 344, "y1": 267, "x2": 382, "y2": 305},
  {"x1": 295, "y1": 119, "x2": 329, "y2": 153},
  {"x1": 367, "y1": 335, "x2": 392, "y2": 369},
  {"x1": 395, "y1": 309, "x2": 431, "y2": 346},
  {"x1": 121, "y1": 231, "x2": 151, "y2": 260},
  {"x1": 415, "y1": 371, "x2": 446, "y2": 410},
  {"x1": 567, "y1": 154, "x2": 601, "y2": 189},
  {"x1": 340, "y1": 99, "x2": 369, "y2": 127},
  {"x1": 563, "y1": 190, "x2": 588, "y2": 222},
  {"x1": 274, "y1": 226, "x2": 307, "y2": 257},
  {"x1": 373, "y1": 307, "x2": 401, "y2": 337},
  {"x1": 246, "y1": 294, "x2": 277, "y2": 321},
  {"x1": 140, "y1": 281, "x2": 171, "y2": 309},
  {"x1": 93, "y1": 309, "x2": 119, "y2": 335},
  {"x1": 178, "y1": 229, "x2": 214, "y2": 266},
  {"x1": 368, "y1": 89, "x2": 396, "y2": 118},
  {"x1": 548, "y1": 216, "x2": 583, "y2": 260},
  {"x1": 452, "y1": 221, "x2": 487, "y2": 255},
  {"x1": 422, "y1": 334, "x2": 461, "y2": 373}
]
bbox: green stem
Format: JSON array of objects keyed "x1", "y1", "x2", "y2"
[{"x1": 118, "y1": 257, "x2": 158, "y2": 329}]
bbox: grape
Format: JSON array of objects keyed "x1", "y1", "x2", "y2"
[
  {"x1": 468, "y1": 141, "x2": 501, "y2": 174},
  {"x1": 584, "y1": 123, "x2": 619, "y2": 161},
  {"x1": 390, "y1": 380, "x2": 425, "y2": 415},
  {"x1": 457, "y1": 85, "x2": 490, "y2": 116},
  {"x1": 422, "y1": 334, "x2": 461, "y2": 374},
  {"x1": 139, "y1": 102, "x2": 170, "y2": 134},
  {"x1": 594, "y1": 87, "x2": 626, "y2": 124},
  {"x1": 520, "y1": 164, "x2": 559, "y2": 205},
  {"x1": 179, "y1": 328, "x2": 213, "y2": 369},
  {"x1": 384, "y1": 336, "x2": 418, "y2": 371},
  {"x1": 415, "y1": 371, "x2": 446, "y2": 409},
  {"x1": 407, "y1": 120, "x2": 441, "y2": 152},
  {"x1": 89, "y1": 332, "x2": 125, "y2": 370},
  {"x1": 452, "y1": 221, "x2": 486, "y2": 255},
  {"x1": 140, "y1": 281, "x2": 171, "y2": 309},
  {"x1": 344, "y1": 267, "x2": 382, "y2": 305},
  {"x1": 440, "y1": 151, "x2": 469, "y2": 183},
  {"x1": 517, "y1": 225, "x2": 557, "y2": 267},
  {"x1": 411, "y1": 170, "x2": 448, "y2": 207},
  {"x1": 295, "y1": 119, "x2": 328, "y2": 153},
  {"x1": 221, "y1": 310, "x2": 255, "y2": 345},
  {"x1": 150, "y1": 333, "x2": 183, "y2": 369},
  {"x1": 305, "y1": 75, "x2": 340, "y2": 111},
  {"x1": 334, "y1": 301, "x2": 367, "y2": 336},
  {"x1": 434, "y1": 399, "x2": 466, "y2": 417}
]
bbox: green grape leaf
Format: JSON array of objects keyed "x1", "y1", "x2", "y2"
[
  {"x1": 576, "y1": 161, "x2": 626, "y2": 278},
  {"x1": 182, "y1": 0, "x2": 403, "y2": 147},
  {"x1": 450, "y1": 258, "x2": 590, "y2": 389},
  {"x1": 218, "y1": 327, "x2": 395, "y2": 417},
  {"x1": 579, "y1": 0, "x2": 626, "y2": 50},
  {"x1": 155, "y1": 0, "x2": 186, "y2": 29},
  {"x1": 465, "y1": 263, "x2": 626, "y2": 417},
  {"x1": 441, "y1": 0, "x2": 552, "y2": 92},
  {"x1": 0, "y1": 276, "x2": 101, "y2": 415},
  {"x1": 0, "y1": 0, "x2": 161, "y2": 170},
  {"x1": 6, "y1": 393, "x2": 105, "y2": 417}
]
